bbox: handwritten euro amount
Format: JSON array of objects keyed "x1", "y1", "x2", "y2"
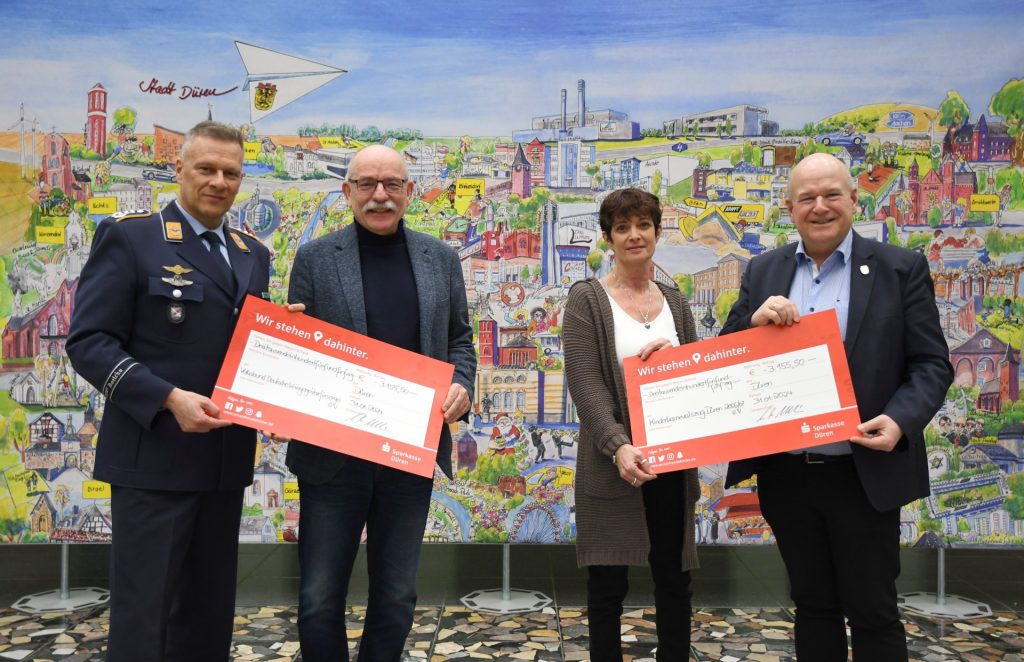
[{"x1": 640, "y1": 344, "x2": 838, "y2": 445}]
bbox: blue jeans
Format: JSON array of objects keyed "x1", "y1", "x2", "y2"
[{"x1": 297, "y1": 458, "x2": 434, "y2": 662}]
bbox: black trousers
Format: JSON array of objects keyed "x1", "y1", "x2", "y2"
[
  {"x1": 757, "y1": 454, "x2": 907, "y2": 662},
  {"x1": 586, "y1": 471, "x2": 693, "y2": 662},
  {"x1": 107, "y1": 486, "x2": 244, "y2": 662}
]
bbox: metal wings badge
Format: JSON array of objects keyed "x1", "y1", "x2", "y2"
[{"x1": 161, "y1": 264, "x2": 194, "y2": 287}]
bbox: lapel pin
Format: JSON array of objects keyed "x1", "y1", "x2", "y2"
[{"x1": 860, "y1": 265, "x2": 870, "y2": 275}]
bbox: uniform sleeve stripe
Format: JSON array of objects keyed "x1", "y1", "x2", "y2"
[{"x1": 102, "y1": 358, "x2": 140, "y2": 399}]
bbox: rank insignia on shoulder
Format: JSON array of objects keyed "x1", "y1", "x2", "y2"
[
  {"x1": 228, "y1": 231, "x2": 251, "y2": 252},
  {"x1": 232, "y1": 226, "x2": 258, "y2": 240},
  {"x1": 111, "y1": 209, "x2": 152, "y2": 222},
  {"x1": 163, "y1": 221, "x2": 183, "y2": 242}
]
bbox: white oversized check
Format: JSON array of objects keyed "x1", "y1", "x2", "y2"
[
  {"x1": 624, "y1": 310, "x2": 861, "y2": 472},
  {"x1": 213, "y1": 296, "x2": 454, "y2": 477},
  {"x1": 229, "y1": 331, "x2": 437, "y2": 447}
]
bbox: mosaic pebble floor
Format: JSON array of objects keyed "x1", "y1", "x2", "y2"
[{"x1": 0, "y1": 604, "x2": 1019, "y2": 660}]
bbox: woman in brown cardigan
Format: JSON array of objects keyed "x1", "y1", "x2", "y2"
[{"x1": 563, "y1": 188, "x2": 700, "y2": 661}]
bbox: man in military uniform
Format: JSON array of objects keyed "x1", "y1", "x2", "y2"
[{"x1": 67, "y1": 121, "x2": 271, "y2": 662}]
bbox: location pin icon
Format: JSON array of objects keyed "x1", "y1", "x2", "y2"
[
  {"x1": 313, "y1": 331, "x2": 323, "y2": 342},
  {"x1": 692, "y1": 352, "x2": 702, "y2": 363}
]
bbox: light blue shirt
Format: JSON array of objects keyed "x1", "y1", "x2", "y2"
[
  {"x1": 789, "y1": 229, "x2": 853, "y2": 339},
  {"x1": 175, "y1": 201, "x2": 231, "y2": 267},
  {"x1": 787, "y1": 228, "x2": 854, "y2": 455}
]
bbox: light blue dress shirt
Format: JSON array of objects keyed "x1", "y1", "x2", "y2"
[
  {"x1": 175, "y1": 201, "x2": 231, "y2": 267},
  {"x1": 787, "y1": 229, "x2": 854, "y2": 455}
]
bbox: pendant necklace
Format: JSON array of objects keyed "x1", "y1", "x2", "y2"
[{"x1": 618, "y1": 273, "x2": 652, "y2": 329}]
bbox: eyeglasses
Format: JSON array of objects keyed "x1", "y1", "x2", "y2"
[{"x1": 348, "y1": 178, "x2": 407, "y2": 194}]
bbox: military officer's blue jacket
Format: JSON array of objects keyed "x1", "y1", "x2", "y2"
[{"x1": 67, "y1": 202, "x2": 271, "y2": 491}]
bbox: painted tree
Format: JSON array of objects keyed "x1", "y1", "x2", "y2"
[
  {"x1": 741, "y1": 140, "x2": 760, "y2": 165},
  {"x1": 7, "y1": 408, "x2": 30, "y2": 463},
  {"x1": 111, "y1": 106, "x2": 138, "y2": 136},
  {"x1": 989, "y1": 78, "x2": 1024, "y2": 165},
  {"x1": 714, "y1": 289, "x2": 739, "y2": 327},
  {"x1": 1007, "y1": 473, "x2": 1024, "y2": 520},
  {"x1": 763, "y1": 205, "x2": 781, "y2": 232},
  {"x1": 724, "y1": 116, "x2": 734, "y2": 138},
  {"x1": 586, "y1": 249, "x2": 604, "y2": 276},
  {"x1": 937, "y1": 91, "x2": 970, "y2": 130},
  {"x1": 673, "y1": 273, "x2": 694, "y2": 299}
]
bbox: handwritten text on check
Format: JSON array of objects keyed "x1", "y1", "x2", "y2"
[
  {"x1": 639, "y1": 344, "x2": 837, "y2": 445},
  {"x1": 231, "y1": 331, "x2": 435, "y2": 448}
]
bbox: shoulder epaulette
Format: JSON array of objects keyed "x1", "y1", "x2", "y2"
[
  {"x1": 227, "y1": 227, "x2": 254, "y2": 252},
  {"x1": 229, "y1": 226, "x2": 258, "y2": 240},
  {"x1": 111, "y1": 209, "x2": 153, "y2": 222}
]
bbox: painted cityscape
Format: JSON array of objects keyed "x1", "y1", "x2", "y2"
[{"x1": 0, "y1": 1, "x2": 1022, "y2": 548}]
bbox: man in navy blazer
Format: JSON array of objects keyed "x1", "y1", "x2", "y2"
[
  {"x1": 284, "y1": 145, "x2": 475, "y2": 661},
  {"x1": 67, "y1": 121, "x2": 270, "y2": 661},
  {"x1": 721, "y1": 153, "x2": 952, "y2": 661}
]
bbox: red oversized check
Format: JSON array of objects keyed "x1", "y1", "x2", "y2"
[
  {"x1": 212, "y1": 296, "x2": 454, "y2": 477},
  {"x1": 624, "y1": 310, "x2": 860, "y2": 473}
]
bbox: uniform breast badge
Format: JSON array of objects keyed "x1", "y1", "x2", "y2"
[
  {"x1": 161, "y1": 265, "x2": 194, "y2": 288},
  {"x1": 167, "y1": 303, "x2": 185, "y2": 324}
]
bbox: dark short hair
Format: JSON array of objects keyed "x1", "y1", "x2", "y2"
[
  {"x1": 182, "y1": 120, "x2": 245, "y2": 156},
  {"x1": 599, "y1": 188, "x2": 662, "y2": 235}
]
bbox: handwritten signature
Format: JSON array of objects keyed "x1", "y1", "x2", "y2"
[{"x1": 139, "y1": 78, "x2": 238, "y2": 100}]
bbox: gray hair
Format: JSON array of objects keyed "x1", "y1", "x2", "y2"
[{"x1": 181, "y1": 121, "x2": 245, "y2": 159}]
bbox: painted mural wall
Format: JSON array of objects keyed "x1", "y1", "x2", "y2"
[{"x1": 1, "y1": 1, "x2": 1023, "y2": 547}]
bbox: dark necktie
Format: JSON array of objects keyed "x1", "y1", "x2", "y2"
[{"x1": 201, "y1": 230, "x2": 235, "y2": 290}]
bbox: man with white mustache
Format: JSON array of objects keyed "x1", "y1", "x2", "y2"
[{"x1": 284, "y1": 145, "x2": 476, "y2": 661}]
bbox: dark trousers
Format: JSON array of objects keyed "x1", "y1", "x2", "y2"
[
  {"x1": 586, "y1": 471, "x2": 693, "y2": 662},
  {"x1": 107, "y1": 486, "x2": 244, "y2": 662},
  {"x1": 757, "y1": 454, "x2": 906, "y2": 662},
  {"x1": 296, "y1": 458, "x2": 434, "y2": 662}
]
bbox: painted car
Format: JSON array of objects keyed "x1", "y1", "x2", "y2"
[
  {"x1": 815, "y1": 130, "x2": 866, "y2": 147},
  {"x1": 142, "y1": 167, "x2": 177, "y2": 182}
]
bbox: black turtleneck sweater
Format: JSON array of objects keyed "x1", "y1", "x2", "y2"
[{"x1": 354, "y1": 219, "x2": 421, "y2": 353}]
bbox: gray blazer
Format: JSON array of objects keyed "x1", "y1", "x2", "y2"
[{"x1": 285, "y1": 221, "x2": 476, "y2": 481}]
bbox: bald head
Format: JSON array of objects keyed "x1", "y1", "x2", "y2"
[
  {"x1": 348, "y1": 145, "x2": 409, "y2": 181},
  {"x1": 791, "y1": 153, "x2": 855, "y2": 193}
]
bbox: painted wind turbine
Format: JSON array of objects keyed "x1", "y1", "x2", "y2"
[{"x1": 235, "y1": 41, "x2": 347, "y2": 122}]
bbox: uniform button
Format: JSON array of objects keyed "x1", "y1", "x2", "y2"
[
  {"x1": 233, "y1": 307, "x2": 239, "y2": 316},
  {"x1": 810, "y1": 307, "x2": 815, "y2": 312},
  {"x1": 172, "y1": 289, "x2": 182, "y2": 298}
]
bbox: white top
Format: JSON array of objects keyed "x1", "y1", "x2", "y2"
[{"x1": 603, "y1": 284, "x2": 679, "y2": 366}]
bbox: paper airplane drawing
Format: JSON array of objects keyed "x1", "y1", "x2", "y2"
[{"x1": 236, "y1": 41, "x2": 347, "y2": 122}]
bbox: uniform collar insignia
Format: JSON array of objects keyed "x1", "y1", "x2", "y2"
[
  {"x1": 227, "y1": 230, "x2": 251, "y2": 252},
  {"x1": 158, "y1": 209, "x2": 183, "y2": 242}
]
